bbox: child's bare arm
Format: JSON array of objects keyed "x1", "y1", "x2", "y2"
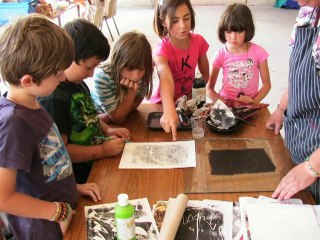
[
  {"x1": 0, "y1": 167, "x2": 75, "y2": 235},
  {"x1": 97, "y1": 112, "x2": 112, "y2": 124},
  {"x1": 61, "y1": 134, "x2": 125, "y2": 162},
  {"x1": 132, "y1": 95, "x2": 144, "y2": 111},
  {"x1": 253, "y1": 60, "x2": 271, "y2": 103},
  {"x1": 207, "y1": 67, "x2": 223, "y2": 102},
  {"x1": 99, "y1": 120, "x2": 130, "y2": 139},
  {"x1": 154, "y1": 56, "x2": 179, "y2": 141},
  {"x1": 0, "y1": 167, "x2": 57, "y2": 220},
  {"x1": 108, "y1": 80, "x2": 139, "y2": 123},
  {"x1": 198, "y1": 54, "x2": 210, "y2": 82}
]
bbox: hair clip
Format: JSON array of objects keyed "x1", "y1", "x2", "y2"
[{"x1": 158, "y1": 0, "x2": 165, "y2": 6}]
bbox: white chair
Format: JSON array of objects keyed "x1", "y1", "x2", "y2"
[
  {"x1": 103, "y1": 0, "x2": 120, "y2": 41},
  {"x1": 84, "y1": 0, "x2": 105, "y2": 29}
]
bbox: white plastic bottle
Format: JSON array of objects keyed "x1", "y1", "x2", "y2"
[{"x1": 114, "y1": 194, "x2": 136, "y2": 240}]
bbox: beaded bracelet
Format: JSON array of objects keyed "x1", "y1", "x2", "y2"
[
  {"x1": 49, "y1": 202, "x2": 72, "y2": 222},
  {"x1": 306, "y1": 157, "x2": 320, "y2": 177},
  {"x1": 49, "y1": 202, "x2": 59, "y2": 221},
  {"x1": 277, "y1": 104, "x2": 286, "y2": 113}
]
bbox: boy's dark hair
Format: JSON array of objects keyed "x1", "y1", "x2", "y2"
[
  {"x1": 63, "y1": 18, "x2": 110, "y2": 64},
  {"x1": 0, "y1": 14, "x2": 74, "y2": 86},
  {"x1": 218, "y1": 3, "x2": 255, "y2": 43},
  {"x1": 153, "y1": 0, "x2": 195, "y2": 38}
]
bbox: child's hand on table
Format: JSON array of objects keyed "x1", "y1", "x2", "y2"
[
  {"x1": 77, "y1": 182, "x2": 101, "y2": 202},
  {"x1": 236, "y1": 94, "x2": 254, "y2": 103},
  {"x1": 101, "y1": 136, "x2": 125, "y2": 156},
  {"x1": 106, "y1": 127, "x2": 130, "y2": 140}
]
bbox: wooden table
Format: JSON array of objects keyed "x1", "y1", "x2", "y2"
[{"x1": 65, "y1": 104, "x2": 316, "y2": 240}]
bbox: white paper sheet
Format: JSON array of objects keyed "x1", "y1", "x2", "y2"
[
  {"x1": 246, "y1": 203, "x2": 320, "y2": 240},
  {"x1": 119, "y1": 140, "x2": 196, "y2": 169},
  {"x1": 313, "y1": 205, "x2": 320, "y2": 226},
  {"x1": 239, "y1": 196, "x2": 304, "y2": 240},
  {"x1": 201, "y1": 200, "x2": 233, "y2": 240}
]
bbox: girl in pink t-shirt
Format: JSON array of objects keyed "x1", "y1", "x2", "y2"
[
  {"x1": 207, "y1": 3, "x2": 271, "y2": 104},
  {"x1": 152, "y1": 0, "x2": 209, "y2": 140}
]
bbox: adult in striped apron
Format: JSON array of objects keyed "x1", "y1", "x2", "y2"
[{"x1": 268, "y1": 5, "x2": 320, "y2": 203}]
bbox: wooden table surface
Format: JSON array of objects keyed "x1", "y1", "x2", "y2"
[{"x1": 65, "y1": 104, "x2": 316, "y2": 240}]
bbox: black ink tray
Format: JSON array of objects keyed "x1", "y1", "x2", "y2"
[
  {"x1": 206, "y1": 108, "x2": 258, "y2": 134},
  {"x1": 206, "y1": 118, "x2": 244, "y2": 134},
  {"x1": 146, "y1": 112, "x2": 192, "y2": 130}
]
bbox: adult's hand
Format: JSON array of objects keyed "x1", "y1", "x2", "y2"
[
  {"x1": 265, "y1": 108, "x2": 284, "y2": 134},
  {"x1": 272, "y1": 161, "x2": 317, "y2": 201}
]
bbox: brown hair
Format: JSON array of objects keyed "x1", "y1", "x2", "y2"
[
  {"x1": 153, "y1": 0, "x2": 195, "y2": 38},
  {"x1": 103, "y1": 31, "x2": 153, "y2": 101},
  {"x1": 218, "y1": 3, "x2": 255, "y2": 43},
  {"x1": 0, "y1": 14, "x2": 75, "y2": 86}
]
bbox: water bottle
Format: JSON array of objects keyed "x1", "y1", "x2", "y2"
[
  {"x1": 192, "y1": 71, "x2": 206, "y2": 108},
  {"x1": 114, "y1": 194, "x2": 136, "y2": 240}
]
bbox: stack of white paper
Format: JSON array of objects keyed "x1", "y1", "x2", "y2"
[{"x1": 239, "y1": 196, "x2": 320, "y2": 240}]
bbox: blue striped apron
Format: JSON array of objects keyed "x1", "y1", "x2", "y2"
[{"x1": 284, "y1": 24, "x2": 320, "y2": 203}]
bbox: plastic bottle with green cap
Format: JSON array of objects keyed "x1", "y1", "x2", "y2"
[{"x1": 114, "y1": 193, "x2": 136, "y2": 240}]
